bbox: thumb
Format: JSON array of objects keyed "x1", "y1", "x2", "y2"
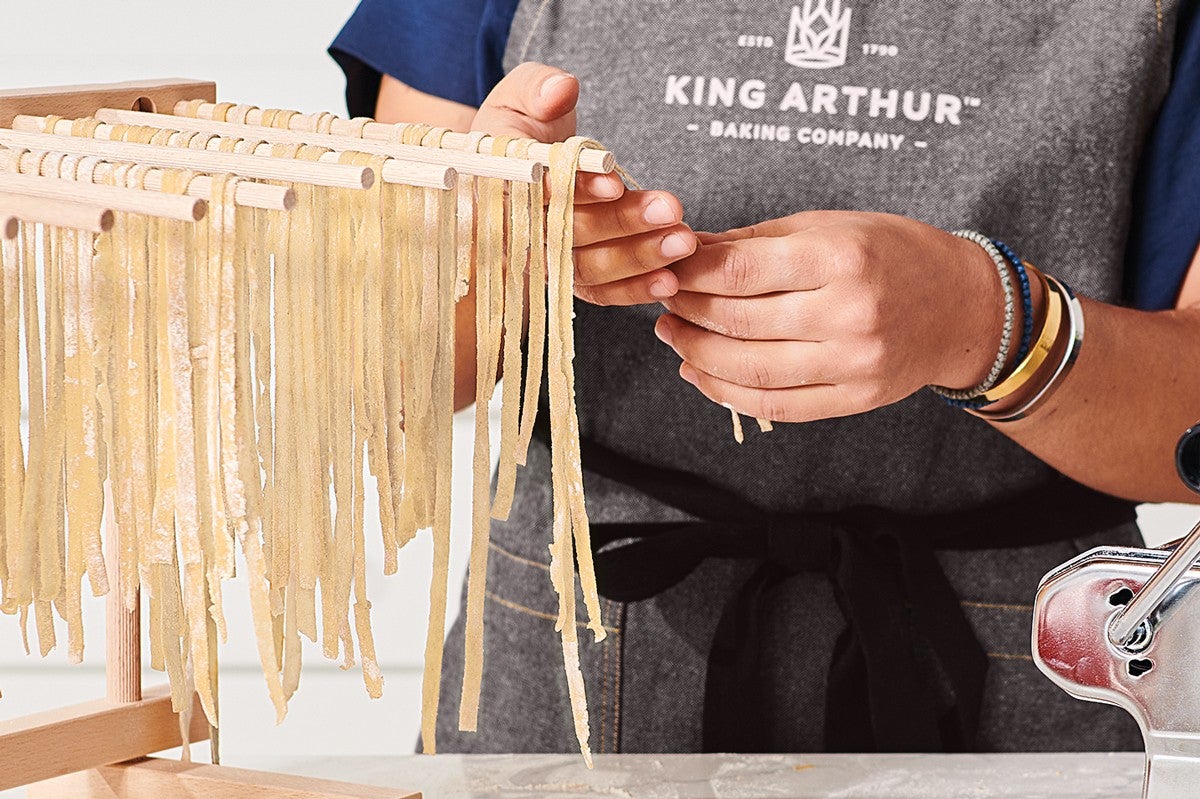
[{"x1": 471, "y1": 61, "x2": 579, "y2": 144}]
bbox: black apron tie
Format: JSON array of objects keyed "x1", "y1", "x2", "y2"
[
  {"x1": 592, "y1": 508, "x2": 987, "y2": 752},
  {"x1": 533, "y1": 416, "x2": 1137, "y2": 753}
]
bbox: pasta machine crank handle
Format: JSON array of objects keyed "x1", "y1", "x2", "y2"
[{"x1": 1108, "y1": 424, "x2": 1200, "y2": 648}]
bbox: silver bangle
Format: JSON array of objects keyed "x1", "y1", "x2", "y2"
[
  {"x1": 972, "y1": 274, "x2": 1085, "y2": 423},
  {"x1": 929, "y1": 230, "x2": 1016, "y2": 400}
]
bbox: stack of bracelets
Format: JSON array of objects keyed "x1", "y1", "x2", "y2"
[{"x1": 929, "y1": 230, "x2": 1085, "y2": 422}]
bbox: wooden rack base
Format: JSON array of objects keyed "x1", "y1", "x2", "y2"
[
  {"x1": 0, "y1": 78, "x2": 421, "y2": 799},
  {"x1": 0, "y1": 683, "x2": 418, "y2": 799},
  {"x1": 0, "y1": 684, "x2": 208, "y2": 791}
]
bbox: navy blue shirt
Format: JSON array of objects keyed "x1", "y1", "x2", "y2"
[{"x1": 330, "y1": 0, "x2": 1200, "y2": 310}]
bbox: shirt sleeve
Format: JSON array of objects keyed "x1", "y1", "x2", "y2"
[
  {"x1": 1125, "y1": 0, "x2": 1200, "y2": 310},
  {"x1": 329, "y1": 0, "x2": 519, "y2": 118}
]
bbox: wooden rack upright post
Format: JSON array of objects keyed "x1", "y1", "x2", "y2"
[{"x1": 0, "y1": 79, "x2": 418, "y2": 799}]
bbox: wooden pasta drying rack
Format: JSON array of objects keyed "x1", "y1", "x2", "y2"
[{"x1": 0, "y1": 79, "x2": 419, "y2": 799}]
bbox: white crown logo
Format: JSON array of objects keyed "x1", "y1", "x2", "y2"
[{"x1": 785, "y1": 0, "x2": 853, "y2": 69}]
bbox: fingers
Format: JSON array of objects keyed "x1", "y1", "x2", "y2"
[
  {"x1": 700, "y1": 212, "x2": 855, "y2": 242},
  {"x1": 573, "y1": 190, "x2": 685, "y2": 247},
  {"x1": 670, "y1": 235, "x2": 829, "y2": 296},
  {"x1": 662, "y1": 290, "x2": 831, "y2": 341},
  {"x1": 676, "y1": 362, "x2": 858, "y2": 423},
  {"x1": 574, "y1": 225, "x2": 697, "y2": 286},
  {"x1": 655, "y1": 314, "x2": 836, "y2": 389},
  {"x1": 575, "y1": 268, "x2": 679, "y2": 306},
  {"x1": 472, "y1": 62, "x2": 579, "y2": 143},
  {"x1": 573, "y1": 171, "x2": 626, "y2": 204}
]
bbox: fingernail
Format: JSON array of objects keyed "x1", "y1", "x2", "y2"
[
  {"x1": 594, "y1": 177, "x2": 623, "y2": 199},
  {"x1": 654, "y1": 317, "x2": 674, "y2": 344},
  {"x1": 540, "y1": 73, "x2": 573, "y2": 100},
  {"x1": 649, "y1": 279, "x2": 675, "y2": 300},
  {"x1": 643, "y1": 197, "x2": 676, "y2": 225},
  {"x1": 680, "y1": 363, "x2": 698, "y2": 385},
  {"x1": 661, "y1": 232, "x2": 693, "y2": 258}
]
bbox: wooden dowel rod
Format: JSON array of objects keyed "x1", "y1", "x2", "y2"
[
  {"x1": 180, "y1": 100, "x2": 615, "y2": 174},
  {"x1": 103, "y1": 480, "x2": 141, "y2": 704},
  {"x1": 0, "y1": 172, "x2": 203, "y2": 222},
  {"x1": 375, "y1": 159, "x2": 455, "y2": 189},
  {"x1": 102, "y1": 107, "x2": 539, "y2": 183},
  {"x1": 16, "y1": 116, "x2": 453, "y2": 190},
  {"x1": 0, "y1": 213, "x2": 16, "y2": 239},
  {"x1": 438, "y1": 131, "x2": 612, "y2": 173},
  {"x1": 0, "y1": 147, "x2": 294, "y2": 211},
  {"x1": 106, "y1": 107, "x2": 543, "y2": 183},
  {"x1": 0, "y1": 128, "x2": 373, "y2": 191},
  {"x1": 0, "y1": 192, "x2": 113, "y2": 233}
]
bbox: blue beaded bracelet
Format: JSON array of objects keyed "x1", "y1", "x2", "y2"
[{"x1": 991, "y1": 239, "x2": 1034, "y2": 363}]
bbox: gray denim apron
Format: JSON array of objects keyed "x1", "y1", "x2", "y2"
[{"x1": 433, "y1": 0, "x2": 1182, "y2": 753}]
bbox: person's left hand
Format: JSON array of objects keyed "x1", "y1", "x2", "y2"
[{"x1": 655, "y1": 211, "x2": 1010, "y2": 422}]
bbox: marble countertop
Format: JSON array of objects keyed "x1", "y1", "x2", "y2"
[{"x1": 246, "y1": 752, "x2": 1146, "y2": 798}]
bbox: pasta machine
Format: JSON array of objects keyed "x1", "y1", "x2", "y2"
[{"x1": 1034, "y1": 424, "x2": 1200, "y2": 799}]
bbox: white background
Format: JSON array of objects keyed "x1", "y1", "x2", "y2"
[{"x1": 1, "y1": 0, "x2": 1199, "y2": 784}]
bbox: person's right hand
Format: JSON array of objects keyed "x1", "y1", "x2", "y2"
[{"x1": 472, "y1": 62, "x2": 694, "y2": 305}]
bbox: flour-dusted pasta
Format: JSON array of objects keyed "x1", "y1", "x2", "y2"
[
  {"x1": 457, "y1": 133, "x2": 510, "y2": 738},
  {"x1": 490, "y1": 136, "x2": 533, "y2": 523},
  {"x1": 2, "y1": 99, "x2": 700, "y2": 765}
]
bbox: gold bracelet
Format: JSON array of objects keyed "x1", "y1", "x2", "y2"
[
  {"x1": 979, "y1": 267, "x2": 1062, "y2": 403},
  {"x1": 972, "y1": 275, "x2": 1085, "y2": 422}
]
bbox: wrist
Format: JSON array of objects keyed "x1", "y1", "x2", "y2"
[{"x1": 934, "y1": 235, "x2": 1011, "y2": 389}]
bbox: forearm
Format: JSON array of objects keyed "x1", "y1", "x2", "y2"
[
  {"x1": 993, "y1": 300, "x2": 1200, "y2": 504},
  {"x1": 453, "y1": 281, "x2": 481, "y2": 411}
]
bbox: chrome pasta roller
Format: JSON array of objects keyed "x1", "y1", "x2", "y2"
[{"x1": 1034, "y1": 425, "x2": 1200, "y2": 799}]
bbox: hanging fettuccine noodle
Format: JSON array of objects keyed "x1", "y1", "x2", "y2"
[{"x1": 2, "y1": 97, "x2": 766, "y2": 765}]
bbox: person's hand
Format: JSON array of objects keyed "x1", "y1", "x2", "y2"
[
  {"x1": 654, "y1": 211, "x2": 1012, "y2": 422},
  {"x1": 471, "y1": 62, "x2": 694, "y2": 305}
]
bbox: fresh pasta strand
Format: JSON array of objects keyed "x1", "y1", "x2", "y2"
[
  {"x1": 290, "y1": 145, "x2": 331, "y2": 646},
  {"x1": 0, "y1": 221, "x2": 22, "y2": 614},
  {"x1": 414, "y1": 124, "x2": 471, "y2": 756},
  {"x1": 400, "y1": 123, "x2": 435, "y2": 535},
  {"x1": 324, "y1": 156, "x2": 360, "y2": 665},
  {"x1": 58, "y1": 187, "x2": 87, "y2": 662},
  {"x1": 346, "y1": 152, "x2": 382, "y2": 697},
  {"x1": 728, "y1": 405, "x2": 746, "y2": 445},
  {"x1": 513, "y1": 139, "x2": 547, "y2": 469},
  {"x1": 108, "y1": 163, "x2": 149, "y2": 617},
  {"x1": 74, "y1": 156, "x2": 110, "y2": 601},
  {"x1": 35, "y1": 210, "x2": 66, "y2": 658},
  {"x1": 9, "y1": 169, "x2": 45, "y2": 627},
  {"x1": 456, "y1": 133, "x2": 511, "y2": 735},
  {"x1": 544, "y1": 137, "x2": 608, "y2": 767},
  {"x1": 429, "y1": 137, "x2": 459, "y2": 729},
  {"x1": 351, "y1": 150, "x2": 398, "y2": 577},
  {"x1": 549, "y1": 138, "x2": 606, "y2": 645},
  {"x1": 158, "y1": 166, "x2": 218, "y2": 726},
  {"x1": 490, "y1": 135, "x2": 532, "y2": 522}
]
